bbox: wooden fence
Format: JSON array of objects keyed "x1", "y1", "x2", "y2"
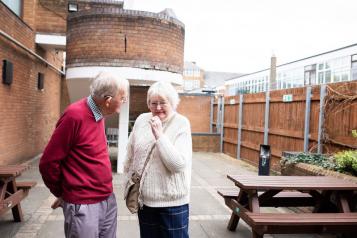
[{"x1": 212, "y1": 81, "x2": 357, "y2": 172}]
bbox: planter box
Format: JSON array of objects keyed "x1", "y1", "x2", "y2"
[{"x1": 281, "y1": 151, "x2": 357, "y2": 184}]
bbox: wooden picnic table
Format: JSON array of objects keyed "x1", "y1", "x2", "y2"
[
  {"x1": 218, "y1": 175, "x2": 357, "y2": 238},
  {"x1": 0, "y1": 165, "x2": 36, "y2": 222}
]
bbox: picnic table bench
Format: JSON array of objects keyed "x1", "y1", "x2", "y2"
[
  {"x1": 0, "y1": 164, "x2": 36, "y2": 222},
  {"x1": 218, "y1": 175, "x2": 357, "y2": 238}
]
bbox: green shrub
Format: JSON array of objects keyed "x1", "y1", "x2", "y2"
[
  {"x1": 334, "y1": 150, "x2": 357, "y2": 176},
  {"x1": 281, "y1": 151, "x2": 357, "y2": 176},
  {"x1": 280, "y1": 153, "x2": 337, "y2": 170}
]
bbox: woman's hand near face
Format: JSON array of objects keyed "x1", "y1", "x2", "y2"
[{"x1": 149, "y1": 116, "x2": 163, "y2": 140}]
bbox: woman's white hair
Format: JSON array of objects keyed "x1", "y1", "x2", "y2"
[
  {"x1": 90, "y1": 72, "x2": 129, "y2": 98},
  {"x1": 147, "y1": 81, "x2": 180, "y2": 110}
]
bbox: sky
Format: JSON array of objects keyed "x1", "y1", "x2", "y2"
[{"x1": 124, "y1": 0, "x2": 357, "y2": 74}]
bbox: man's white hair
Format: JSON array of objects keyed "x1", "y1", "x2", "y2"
[
  {"x1": 90, "y1": 72, "x2": 129, "y2": 98},
  {"x1": 147, "y1": 81, "x2": 180, "y2": 110}
]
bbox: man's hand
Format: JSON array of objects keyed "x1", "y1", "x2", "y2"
[
  {"x1": 51, "y1": 197, "x2": 64, "y2": 209},
  {"x1": 149, "y1": 116, "x2": 163, "y2": 140}
]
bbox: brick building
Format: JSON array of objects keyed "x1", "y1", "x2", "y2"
[
  {"x1": 0, "y1": 0, "x2": 66, "y2": 166},
  {"x1": 65, "y1": 2, "x2": 185, "y2": 172},
  {"x1": 0, "y1": 0, "x2": 186, "y2": 172}
]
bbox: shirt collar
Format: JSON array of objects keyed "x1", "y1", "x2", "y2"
[{"x1": 87, "y1": 96, "x2": 103, "y2": 122}]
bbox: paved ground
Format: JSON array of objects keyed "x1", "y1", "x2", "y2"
[{"x1": 0, "y1": 152, "x2": 336, "y2": 238}]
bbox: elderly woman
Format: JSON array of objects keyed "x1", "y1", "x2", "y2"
[{"x1": 124, "y1": 81, "x2": 192, "y2": 238}]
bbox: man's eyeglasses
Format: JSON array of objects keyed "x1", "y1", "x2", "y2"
[
  {"x1": 120, "y1": 96, "x2": 128, "y2": 103},
  {"x1": 105, "y1": 95, "x2": 128, "y2": 103}
]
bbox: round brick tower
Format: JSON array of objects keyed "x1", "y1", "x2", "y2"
[{"x1": 65, "y1": 1, "x2": 185, "y2": 172}]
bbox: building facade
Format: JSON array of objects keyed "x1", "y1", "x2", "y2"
[
  {"x1": 0, "y1": 0, "x2": 185, "y2": 171},
  {"x1": 225, "y1": 44, "x2": 357, "y2": 96},
  {"x1": 0, "y1": 0, "x2": 66, "y2": 165},
  {"x1": 65, "y1": 2, "x2": 185, "y2": 172},
  {"x1": 180, "y1": 61, "x2": 204, "y2": 92}
]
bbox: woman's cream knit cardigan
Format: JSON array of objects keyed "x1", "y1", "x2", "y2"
[{"x1": 124, "y1": 112, "x2": 192, "y2": 208}]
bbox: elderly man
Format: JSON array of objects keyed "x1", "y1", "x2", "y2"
[{"x1": 40, "y1": 72, "x2": 129, "y2": 238}]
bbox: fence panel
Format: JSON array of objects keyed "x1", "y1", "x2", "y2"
[
  {"x1": 268, "y1": 87, "x2": 307, "y2": 170},
  {"x1": 220, "y1": 81, "x2": 357, "y2": 172},
  {"x1": 240, "y1": 93, "x2": 266, "y2": 165},
  {"x1": 222, "y1": 96, "x2": 239, "y2": 157}
]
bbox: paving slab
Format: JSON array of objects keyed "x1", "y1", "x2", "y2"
[{"x1": 1, "y1": 152, "x2": 338, "y2": 238}]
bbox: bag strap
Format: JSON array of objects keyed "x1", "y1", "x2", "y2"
[{"x1": 140, "y1": 113, "x2": 176, "y2": 175}]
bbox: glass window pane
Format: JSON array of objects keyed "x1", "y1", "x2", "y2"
[
  {"x1": 318, "y1": 72, "x2": 324, "y2": 84},
  {"x1": 2, "y1": 0, "x2": 22, "y2": 16},
  {"x1": 352, "y1": 54, "x2": 357, "y2": 62},
  {"x1": 352, "y1": 68, "x2": 357, "y2": 80},
  {"x1": 341, "y1": 73, "x2": 349, "y2": 81},
  {"x1": 334, "y1": 75, "x2": 340, "y2": 82},
  {"x1": 325, "y1": 71, "x2": 331, "y2": 83}
]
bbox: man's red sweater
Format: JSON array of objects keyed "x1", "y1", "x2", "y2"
[{"x1": 39, "y1": 98, "x2": 113, "y2": 204}]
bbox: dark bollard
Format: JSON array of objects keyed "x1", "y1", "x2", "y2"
[{"x1": 258, "y1": 144, "x2": 271, "y2": 175}]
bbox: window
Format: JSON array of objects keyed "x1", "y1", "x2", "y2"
[
  {"x1": 352, "y1": 54, "x2": 357, "y2": 62},
  {"x1": 38, "y1": 73, "x2": 44, "y2": 90},
  {"x1": 352, "y1": 55, "x2": 357, "y2": 80},
  {"x1": 1, "y1": 0, "x2": 22, "y2": 16},
  {"x1": 341, "y1": 73, "x2": 349, "y2": 81},
  {"x1": 317, "y1": 62, "x2": 333, "y2": 84},
  {"x1": 318, "y1": 72, "x2": 324, "y2": 84},
  {"x1": 193, "y1": 79, "x2": 200, "y2": 89},
  {"x1": 183, "y1": 80, "x2": 193, "y2": 91},
  {"x1": 334, "y1": 75, "x2": 341, "y2": 82},
  {"x1": 325, "y1": 71, "x2": 331, "y2": 83},
  {"x1": 2, "y1": 60, "x2": 13, "y2": 85},
  {"x1": 184, "y1": 79, "x2": 200, "y2": 91}
]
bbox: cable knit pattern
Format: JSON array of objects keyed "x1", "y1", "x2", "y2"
[{"x1": 124, "y1": 112, "x2": 192, "y2": 207}]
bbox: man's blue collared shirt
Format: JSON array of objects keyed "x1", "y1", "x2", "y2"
[{"x1": 87, "y1": 96, "x2": 103, "y2": 122}]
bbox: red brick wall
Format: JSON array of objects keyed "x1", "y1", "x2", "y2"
[
  {"x1": 0, "y1": 2, "x2": 35, "y2": 50},
  {"x1": 67, "y1": 9, "x2": 185, "y2": 73},
  {"x1": 177, "y1": 95, "x2": 211, "y2": 133},
  {"x1": 0, "y1": 3, "x2": 63, "y2": 165},
  {"x1": 192, "y1": 134, "x2": 220, "y2": 152},
  {"x1": 130, "y1": 86, "x2": 149, "y2": 120},
  {"x1": 23, "y1": 0, "x2": 124, "y2": 34},
  {"x1": 104, "y1": 90, "x2": 212, "y2": 134},
  {"x1": 22, "y1": 0, "x2": 36, "y2": 30},
  {"x1": 34, "y1": 0, "x2": 67, "y2": 34},
  {"x1": 104, "y1": 86, "x2": 150, "y2": 128}
]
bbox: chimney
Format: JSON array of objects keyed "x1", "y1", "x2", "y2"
[{"x1": 269, "y1": 54, "x2": 277, "y2": 90}]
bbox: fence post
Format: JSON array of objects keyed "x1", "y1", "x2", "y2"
[
  {"x1": 237, "y1": 94, "x2": 244, "y2": 159},
  {"x1": 220, "y1": 96, "x2": 225, "y2": 153},
  {"x1": 263, "y1": 91, "x2": 270, "y2": 145},
  {"x1": 216, "y1": 96, "x2": 221, "y2": 133},
  {"x1": 210, "y1": 96, "x2": 213, "y2": 133},
  {"x1": 304, "y1": 86, "x2": 312, "y2": 152},
  {"x1": 317, "y1": 85, "x2": 327, "y2": 154}
]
